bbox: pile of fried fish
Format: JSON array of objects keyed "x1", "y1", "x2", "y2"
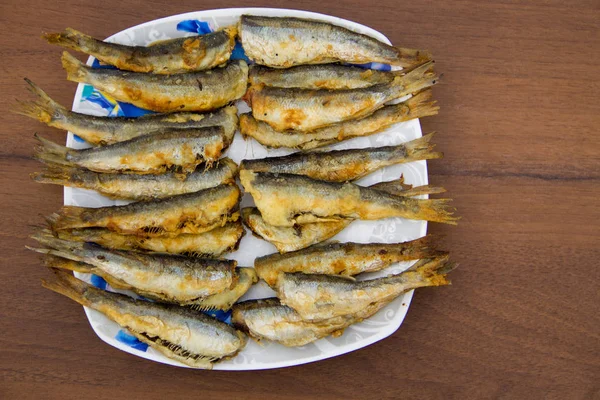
[{"x1": 20, "y1": 15, "x2": 457, "y2": 369}]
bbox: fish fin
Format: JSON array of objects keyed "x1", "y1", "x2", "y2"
[
  {"x1": 409, "y1": 198, "x2": 459, "y2": 225},
  {"x1": 42, "y1": 255, "x2": 97, "y2": 274},
  {"x1": 399, "y1": 256, "x2": 456, "y2": 287},
  {"x1": 12, "y1": 78, "x2": 68, "y2": 124},
  {"x1": 404, "y1": 132, "x2": 444, "y2": 162},
  {"x1": 30, "y1": 163, "x2": 82, "y2": 186},
  {"x1": 41, "y1": 268, "x2": 93, "y2": 307},
  {"x1": 400, "y1": 185, "x2": 447, "y2": 197},
  {"x1": 391, "y1": 46, "x2": 433, "y2": 70},
  {"x1": 395, "y1": 60, "x2": 438, "y2": 94},
  {"x1": 61, "y1": 51, "x2": 89, "y2": 82},
  {"x1": 33, "y1": 133, "x2": 74, "y2": 166},
  {"x1": 43, "y1": 28, "x2": 92, "y2": 53},
  {"x1": 404, "y1": 89, "x2": 439, "y2": 119},
  {"x1": 44, "y1": 207, "x2": 87, "y2": 232}
]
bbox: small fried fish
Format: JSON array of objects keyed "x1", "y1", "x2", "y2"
[
  {"x1": 42, "y1": 269, "x2": 246, "y2": 369},
  {"x1": 240, "y1": 133, "x2": 442, "y2": 182},
  {"x1": 255, "y1": 236, "x2": 446, "y2": 287},
  {"x1": 14, "y1": 79, "x2": 239, "y2": 145},
  {"x1": 45, "y1": 27, "x2": 237, "y2": 74},
  {"x1": 49, "y1": 221, "x2": 244, "y2": 257},
  {"x1": 244, "y1": 62, "x2": 437, "y2": 132},
  {"x1": 249, "y1": 63, "x2": 408, "y2": 90},
  {"x1": 46, "y1": 184, "x2": 240, "y2": 236},
  {"x1": 276, "y1": 256, "x2": 455, "y2": 321},
  {"x1": 61, "y1": 53, "x2": 248, "y2": 113},
  {"x1": 32, "y1": 158, "x2": 238, "y2": 200},
  {"x1": 239, "y1": 15, "x2": 431, "y2": 69},
  {"x1": 33, "y1": 127, "x2": 231, "y2": 175},
  {"x1": 241, "y1": 178, "x2": 445, "y2": 252},
  {"x1": 240, "y1": 89, "x2": 438, "y2": 149},
  {"x1": 242, "y1": 207, "x2": 348, "y2": 254},
  {"x1": 44, "y1": 256, "x2": 257, "y2": 311},
  {"x1": 30, "y1": 232, "x2": 236, "y2": 303},
  {"x1": 240, "y1": 171, "x2": 458, "y2": 227}
]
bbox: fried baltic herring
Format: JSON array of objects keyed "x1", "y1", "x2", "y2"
[
  {"x1": 61, "y1": 53, "x2": 248, "y2": 113},
  {"x1": 42, "y1": 269, "x2": 246, "y2": 369},
  {"x1": 45, "y1": 26, "x2": 237, "y2": 74}
]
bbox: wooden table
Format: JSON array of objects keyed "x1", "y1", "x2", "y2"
[{"x1": 1, "y1": 1, "x2": 598, "y2": 398}]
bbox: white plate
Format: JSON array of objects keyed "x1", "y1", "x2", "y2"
[{"x1": 65, "y1": 7, "x2": 428, "y2": 370}]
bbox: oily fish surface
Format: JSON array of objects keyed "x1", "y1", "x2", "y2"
[
  {"x1": 42, "y1": 271, "x2": 245, "y2": 369},
  {"x1": 62, "y1": 52, "x2": 248, "y2": 113},
  {"x1": 48, "y1": 184, "x2": 240, "y2": 236}
]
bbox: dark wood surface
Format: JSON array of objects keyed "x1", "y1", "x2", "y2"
[{"x1": 1, "y1": 1, "x2": 598, "y2": 398}]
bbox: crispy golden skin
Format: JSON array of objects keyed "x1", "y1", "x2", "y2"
[
  {"x1": 45, "y1": 27, "x2": 237, "y2": 74},
  {"x1": 43, "y1": 270, "x2": 246, "y2": 369},
  {"x1": 62, "y1": 53, "x2": 248, "y2": 113},
  {"x1": 240, "y1": 15, "x2": 431, "y2": 68},
  {"x1": 240, "y1": 171, "x2": 458, "y2": 227},
  {"x1": 47, "y1": 184, "x2": 240, "y2": 237},
  {"x1": 240, "y1": 89, "x2": 438, "y2": 150}
]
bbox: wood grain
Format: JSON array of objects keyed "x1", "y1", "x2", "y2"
[{"x1": 1, "y1": 0, "x2": 598, "y2": 398}]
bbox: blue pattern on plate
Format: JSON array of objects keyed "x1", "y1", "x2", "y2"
[
  {"x1": 205, "y1": 309, "x2": 232, "y2": 324},
  {"x1": 77, "y1": 57, "x2": 153, "y2": 125},
  {"x1": 176, "y1": 19, "x2": 213, "y2": 34},
  {"x1": 350, "y1": 62, "x2": 392, "y2": 71},
  {"x1": 116, "y1": 330, "x2": 149, "y2": 351},
  {"x1": 90, "y1": 274, "x2": 107, "y2": 290}
]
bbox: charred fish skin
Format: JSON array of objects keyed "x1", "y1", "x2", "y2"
[
  {"x1": 240, "y1": 89, "x2": 439, "y2": 150},
  {"x1": 61, "y1": 53, "x2": 248, "y2": 113},
  {"x1": 240, "y1": 133, "x2": 442, "y2": 182},
  {"x1": 52, "y1": 221, "x2": 245, "y2": 258},
  {"x1": 240, "y1": 171, "x2": 458, "y2": 227},
  {"x1": 45, "y1": 27, "x2": 237, "y2": 74},
  {"x1": 34, "y1": 127, "x2": 231, "y2": 175},
  {"x1": 47, "y1": 184, "x2": 240, "y2": 236},
  {"x1": 248, "y1": 63, "x2": 402, "y2": 90},
  {"x1": 241, "y1": 207, "x2": 349, "y2": 253},
  {"x1": 254, "y1": 237, "x2": 447, "y2": 287},
  {"x1": 276, "y1": 256, "x2": 455, "y2": 321},
  {"x1": 239, "y1": 15, "x2": 432, "y2": 69},
  {"x1": 245, "y1": 63, "x2": 437, "y2": 132},
  {"x1": 14, "y1": 80, "x2": 239, "y2": 145},
  {"x1": 32, "y1": 158, "x2": 239, "y2": 201},
  {"x1": 29, "y1": 232, "x2": 236, "y2": 302},
  {"x1": 42, "y1": 269, "x2": 246, "y2": 369}
]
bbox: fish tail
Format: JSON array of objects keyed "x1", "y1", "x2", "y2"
[
  {"x1": 372, "y1": 178, "x2": 446, "y2": 198},
  {"x1": 29, "y1": 227, "x2": 87, "y2": 255},
  {"x1": 41, "y1": 268, "x2": 93, "y2": 307},
  {"x1": 42, "y1": 255, "x2": 95, "y2": 274},
  {"x1": 45, "y1": 206, "x2": 87, "y2": 231},
  {"x1": 404, "y1": 89, "x2": 439, "y2": 119},
  {"x1": 12, "y1": 78, "x2": 68, "y2": 124},
  {"x1": 409, "y1": 198, "x2": 459, "y2": 225},
  {"x1": 404, "y1": 133, "x2": 443, "y2": 162},
  {"x1": 396, "y1": 60, "x2": 439, "y2": 94},
  {"x1": 30, "y1": 163, "x2": 88, "y2": 187},
  {"x1": 409, "y1": 255, "x2": 458, "y2": 286},
  {"x1": 33, "y1": 134, "x2": 74, "y2": 166},
  {"x1": 391, "y1": 46, "x2": 433, "y2": 69},
  {"x1": 400, "y1": 185, "x2": 447, "y2": 197},
  {"x1": 61, "y1": 51, "x2": 89, "y2": 83},
  {"x1": 43, "y1": 28, "x2": 95, "y2": 53}
]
